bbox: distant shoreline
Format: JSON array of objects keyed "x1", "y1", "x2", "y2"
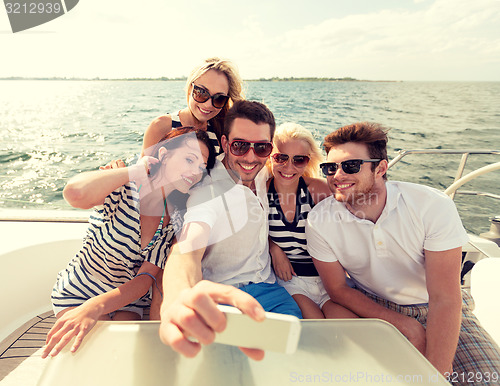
[{"x1": 0, "y1": 76, "x2": 399, "y2": 82}]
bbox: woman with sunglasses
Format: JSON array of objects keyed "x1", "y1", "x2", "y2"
[
  {"x1": 267, "y1": 123, "x2": 357, "y2": 319},
  {"x1": 42, "y1": 128, "x2": 216, "y2": 358},
  {"x1": 141, "y1": 57, "x2": 244, "y2": 157}
]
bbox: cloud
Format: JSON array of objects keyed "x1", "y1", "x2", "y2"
[
  {"x1": 232, "y1": 0, "x2": 500, "y2": 80},
  {"x1": 1, "y1": 0, "x2": 499, "y2": 80}
]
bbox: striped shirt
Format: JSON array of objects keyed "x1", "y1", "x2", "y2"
[
  {"x1": 171, "y1": 112, "x2": 222, "y2": 157},
  {"x1": 51, "y1": 183, "x2": 176, "y2": 315},
  {"x1": 268, "y1": 177, "x2": 318, "y2": 276}
]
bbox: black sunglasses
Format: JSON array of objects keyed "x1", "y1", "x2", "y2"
[
  {"x1": 191, "y1": 83, "x2": 229, "y2": 109},
  {"x1": 271, "y1": 153, "x2": 310, "y2": 167},
  {"x1": 229, "y1": 140, "x2": 273, "y2": 158},
  {"x1": 320, "y1": 159, "x2": 381, "y2": 176}
]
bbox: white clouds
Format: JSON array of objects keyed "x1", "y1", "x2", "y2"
[
  {"x1": 245, "y1": 0, "x2": 500, "y2": 80},
  {"x1": 1, "y1": 0, "x2": 499, "y2": 80}
]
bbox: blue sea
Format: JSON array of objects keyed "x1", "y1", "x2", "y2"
[{"x1": 1, "y1": 80, "x2": 499, "y2": 235}]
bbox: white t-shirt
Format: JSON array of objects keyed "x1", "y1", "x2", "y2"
[
  {"x1": 306, "y1": 181, "x2": 469, "y2": 305},
  {"x1": 183, "y1": 161, "x2": 275, "y2": 287}
]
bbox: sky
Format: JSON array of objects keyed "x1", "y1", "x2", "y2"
[{"x1": 1, "y1": 0, "x2": 499, "y2": 81}]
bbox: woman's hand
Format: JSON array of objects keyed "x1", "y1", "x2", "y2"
[
  {"x1": 41, "y1": 300, "x2": 103, "y2": 358},
  {"x1": 269, "y1": 242, "x2": 295, "y2": 281},
  {"x1": 99, "y1": 159, "x2": 126, "y2": 170}
]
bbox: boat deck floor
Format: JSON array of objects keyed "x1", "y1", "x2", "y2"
[{"x1": 0, "y1": 311, "x2": 54, "y2": 383}]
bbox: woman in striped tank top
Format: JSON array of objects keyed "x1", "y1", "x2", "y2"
[
  {"x1": 267, "y1": 123, "x2": 358, "y2": 319},
  {"x1": 141, "y1": 57, "x2": 245, "y2": 158},
  {"x1": 43, "y1": 128, "x2": 216, "y2": 358}
]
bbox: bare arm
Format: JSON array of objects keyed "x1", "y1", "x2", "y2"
[
  {"x1": 304, "y1": 177, "x2": 331, "y2": 204},
  {"x1": 314, "y1": 259, "x2": 426, "y2": 353},
  {"x1": 424, "y1": 247, "x2": 463, "y2": 374},
  {"x1": 63, "y1": 167, "x2": 132, "y2": 209},
  {"x1": 141, "y1": 115, "x2": 173, "y2": 157},
  {"x1": 159, "y1": 221, "x2": 265, "y2": 360},
  {"x1": 42, "y1": 261, "x2": 160, "y2": 357}
]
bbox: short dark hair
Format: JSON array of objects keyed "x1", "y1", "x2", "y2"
[
  {"x1": 323, "y1": 122, "x2": 389, "y2": 179},
  {"x1": 223, "y1": 100, "x2": 276, "y2": 139}
]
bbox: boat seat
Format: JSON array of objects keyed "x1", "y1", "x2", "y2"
[{"x1": 471, "y1": 258, "x2": 500, "y2": 346}]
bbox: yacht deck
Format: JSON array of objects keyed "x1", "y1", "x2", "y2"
[{"x1": 0, "y1": 311, "x2": 54, "y2": 383}]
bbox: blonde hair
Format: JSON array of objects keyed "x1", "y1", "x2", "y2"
[
  {"x1": 185, "y1": 57, "x2": 245, "y2": 139},
  {"x1": 268, "y1": 122, "x2": 323, "y2": 178}
]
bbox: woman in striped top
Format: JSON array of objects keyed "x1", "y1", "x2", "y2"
[
  {"x1": 267, "y1": 123, "x2": 357, "y2": 319},
  {"x1": 141, "y1": 57, "x2": 245, "y2": 158},
  {"x1": 43, "y1": 128, "x2": 216, "y2": 358}
]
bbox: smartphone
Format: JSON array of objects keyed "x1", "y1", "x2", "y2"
[{"x1": 213, "y1": 305, "x2": 302, "y2": 354}]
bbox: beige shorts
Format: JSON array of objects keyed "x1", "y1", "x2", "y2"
[{"x1": 277, "y1": 275, "x2": 330, "y2": 309}]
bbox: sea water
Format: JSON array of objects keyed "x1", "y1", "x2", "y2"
[{"x1": 0, "y1": 80, "x2": 499, "y2": 234}]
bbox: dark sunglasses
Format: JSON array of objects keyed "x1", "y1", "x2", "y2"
[
  {"x1": 229, "y1": 140, "x2": 274, "y2": 158},
  {"x1": 320, "y1": 159, "x2": 381, "y2": 176},
  {"x1": 271, "y1": 153, "x2": 310, "y2": 167},
  {"x1": 191, "y1": 83, "x2": 229, "y2": 109}
]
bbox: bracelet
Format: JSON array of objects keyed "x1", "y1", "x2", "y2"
[{"x1": 136, "y1": 272, "x2": 163, "y2": 299}]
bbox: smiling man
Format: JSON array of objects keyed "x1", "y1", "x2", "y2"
[
  {"x1": 306, "y1": 122, "x2": 500, "y2": 381},
  {"x1": 159, "y1": 100, "x2": 302, "y2": 359}
]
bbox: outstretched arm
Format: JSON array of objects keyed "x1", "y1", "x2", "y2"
[
  {"x1": 42, "y1": 261, "x2": 160, "y2": 358},
  {"x1": 159, "y1": 221, "x2": 266, "y2": 360}
]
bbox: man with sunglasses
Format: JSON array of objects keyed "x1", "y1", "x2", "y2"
[
  {"x1": 305, "y1": 122, "x2": 500, "y2": 380},
  {"x1": 159, "y1": 100, "x2": 302, "y2": 359}
]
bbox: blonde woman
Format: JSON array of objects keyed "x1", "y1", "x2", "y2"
[
  {"x1": 267, "y1": 123, "x2": 357, "y2": 319},
  {"x1": 142, "y1": 57, "x2": 244, "y2": 157}
]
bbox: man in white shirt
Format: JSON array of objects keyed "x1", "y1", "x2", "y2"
[
  {"x1": 306, "y1": 122, "x2": 500, "y2": 381},
  {"x1": 159, "y1": 100, "x2": 301, "y2": 359}
]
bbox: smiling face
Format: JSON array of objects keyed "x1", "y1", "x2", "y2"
[
  {"x1": 326, "y1": 142, "x2": 380, "y2": 206},
  {"x1": 271, "y1": 139, "x2": 309, "y2": 187},
  {"x1": 159, "y1": 138, "x2": 209, "y2": 194},
  {"x1": 221, "y1": 117, "x2": 272, "y2": 187},
  {"x1": 188, "y1": 69, "x2": 229, "y2": 123}
]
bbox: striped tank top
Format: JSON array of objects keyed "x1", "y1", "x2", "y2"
[
  {"x1": 268, "y1": 177, "x2": 319, "y2": 276},
  {"x1": 171, "y1": 112, "x2": 222, "y2": 157}
]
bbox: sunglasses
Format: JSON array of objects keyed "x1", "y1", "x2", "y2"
[
  {"x1": 271, "y1": 153, "x2": 310, "y2": 167},
  {"x1": 320, "y1": 159, "x2": 381, "y2": 176},
  {"x1": 191, "y1": 83, "x2": 229, "y2": 109},
  {"x1": 229, "y1": 140, "x2": 274, "y2": 158}
]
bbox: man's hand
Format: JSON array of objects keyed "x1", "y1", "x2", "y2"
[
  {"x1": 159, "y1": 281, "x2": 266, "y2": 360},
  {"x1": 394, "y1": 315, "x2": 427, "y2": 354}
]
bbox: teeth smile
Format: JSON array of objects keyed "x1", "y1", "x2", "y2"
[
  {"x1": 199, "y1": 107, "x2": 211, "y2": 114},
  {"x1": 336, "y1": 183, "x2": 353, "y2": 189},
  {"x1": 182, "y1": 176, "x2": 194, "y2": 185},
  {"x1": 241, "y1": 164, "x2": 256, "y2": 171},
  {"x1": 281, "y1": 173, "x2": 294, "y2": 178}
]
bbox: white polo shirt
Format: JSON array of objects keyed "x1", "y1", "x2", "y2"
[
  {"x1": 306, "y1": 181, "x2": 469, "y2": 305},
  {"x1": 183, "y1": 160, "x2": 275, "y2": 287}
]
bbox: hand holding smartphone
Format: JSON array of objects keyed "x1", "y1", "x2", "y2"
[{"x1": 214, "y1": 305, "x2": 302, "y2": 354}]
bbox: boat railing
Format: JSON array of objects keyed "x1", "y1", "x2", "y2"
[
  {"x1": 388, "y1": 149, "x2": 500, "y2": 200},
  {"x1": 0, "y1": 209, "x2": 90, "y2": 223}
]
